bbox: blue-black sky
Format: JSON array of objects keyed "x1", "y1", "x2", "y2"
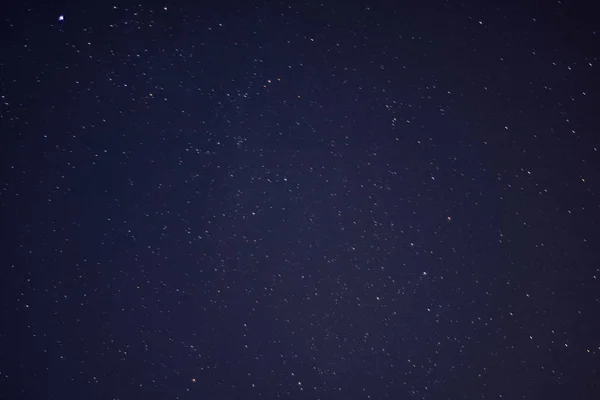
[{"x1": 1, "y1": 1, "x2": 599, "y2": 399}]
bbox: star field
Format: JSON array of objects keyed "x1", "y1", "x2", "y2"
[{"x1": 1, "y1": 2, "x2": 599, "y2": 399}]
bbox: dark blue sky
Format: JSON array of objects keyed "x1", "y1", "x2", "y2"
[{"x1": 1, "y1": 1, "x2": 599, "y2": 399}]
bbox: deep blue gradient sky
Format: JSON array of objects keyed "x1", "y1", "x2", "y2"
[{"x1": 1, "y1": 1, "x2": 599, "y2": 399}]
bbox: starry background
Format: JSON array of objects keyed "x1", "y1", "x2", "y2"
[{"x1": 1, "y1": 1, "x2": 599, "y2": 399}]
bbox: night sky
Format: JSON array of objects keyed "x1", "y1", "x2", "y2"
[{"x1": 1, "y1": 1, "x2": 599, "y2": 399}]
